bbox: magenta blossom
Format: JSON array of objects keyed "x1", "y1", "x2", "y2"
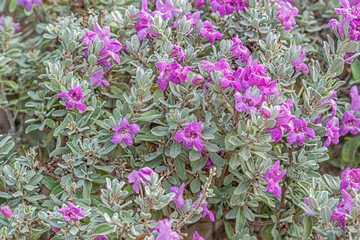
[
  {"x1": 170, "y1": 182, "x2": 185, "y2": 209},
  {"x1": 324, "y1": 118, "x2": 339, "y2": 147},
  {"x1": 89, "y1": 67, "x2": 109, "y2": 87},
  {"x1": 344, "y1": 51, "x2": 357, "y2": 64},
  {"x1": 0, "y1": 16, "x2": 21, "y2": 31},
  {"x1": 192, "y1": 75, "x2": 205, "y2": 86},
  {"x1": 339, "y1": 111, "x2": 360, "y2": 135},
  {"x1": 287, "y1": 117, "x2": 315, "y2": 146},
  {"x1": 331, "y1": 190, "x2": 353, "y2": 227},
  {"x1": 234, "y1": 89, "x2": 262, "y2": 114},
  {"x1": 230, "y1": 35, "x2": 250, "y2": 63},
  {"x1": 111, "y1": 118, "x2": 140, "y2": 146},
  {"x1": 200, "y1": 20, "x2": 223, "y2": 45},
  {"x1": 276, "y1": 0, "x2": 299, "y2": 31},
  {"x1": 340, "y1": 168, "x2": 360, "y2": 191},
  {"x1": 349, "y1": 18, "x2": 360, "y2": 41},
  {"x1": 17, "y1": 0, "x2": 41, "y2": 11},
  {"x1": 156, "y1": 61, "x2": 195, "y2": 91},
  {"x1": 127, "y1": 166, "x2": 155, "y2": 194},
  {"x1": 267, "y1": 99, "x2": 295, "y2": 142},
  {"x1": 192, "y1": 191, "x2": 215, "y2": 221},
  {"x1": 58, "y1": 86, "x2": 86, "y2": 112},
  {"x1": 220, "y1": 70, "x2": 241, "y2": 91},
  {"x1": 334, "y1": 0, "x2": 360, "y2": 21},
  {"x1": 210, "y1": 0, "x2": 228, "y2": 17},
  {"x1": 291, "y1": 45, "x2": 309, "y2": 73},
  {"x1": 225, "y1": 0, "x2": 247, "y2": 15},
  {"x1": 328, "y1": 16, "x2": 346, "y2": 38},
  {"x1": 52, "y1": 226, "x2": 61, "y2": 232},
  {"x1": 82, "y1": 23, "x2": 122, "y2": 70},
  {"x1": 193, "y1": 231, "x2": 205, "y2": 240},
  {"x1": 153, "y1": 219, "x2": 180, "y2": 240},
  {"x1": 174, "y1": 120, "x2": 205, "y2": 151},
  {"x1": 201, "y1": 59, "x2": 232, "y2": 75},
  {"x1": 350, "y1": 85, "x2": 360, "y2": 112},
  {"x1": 195, "y1": 0, "x2": 205, "y2": 8},
  {"x1": 313, "y1": 92, "x2": 338, "y2": 125},
  {"x1": 170, "y1": 45, "x2": 187, "y2": 63},
  {"x1": 153, "y1": 0, "x2": 182, "y2": 20},
  {"x1": 135, "y1": 0, "x2": 159, "y2": 40},
  {"x1": 58, "y1": 201, "x2": 85, "y2": 222},
  {"x1": 263, "y1": 160, "x2": 287, "y2": 198},
  {"x1": 0, "y1": 206, "x2": 13, "y2": 219}
]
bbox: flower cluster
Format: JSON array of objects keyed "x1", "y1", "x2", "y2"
[{"x1": 17, "y1": 0, "x2": 41, "y2": 11}]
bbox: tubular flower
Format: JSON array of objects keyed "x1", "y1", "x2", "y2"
[
  {"x1": 230, "y1": 35, "x2": 250, "y2": 63},
  {"x1": 127, "y1": 166, "x2": 155, "y2": 194},
  {"x1": 350, "y1": 85, "x2": 360, "y2": 112},
  {"x1": 58, "y1": 201, "x2": 85, "y2": 222},
  {"x1": 331, "y1": 190, "x2": 354, "y2": 227},
  {"x1": 276, "y1": 0, "x2": 299, "y2": 31},
  {"x1": 111, "y1": 118, "x2": 140, "y2": 146},
  {"x1": 192, "y1": 191, "x2": 215, "y2": 221},
  {"x1": 324, "y1": 118, "x2": 339, "y2": 147},
  {"x1": 339, "y1": 111, "x2": 360, "y2": 135},
  {"x1": 170, "y1": 45, "x2": 187, "y2": 63},
  {"x1": 156, "y1": 61, "x2": 194, "y2": 91},
  {"x1": 340, "y1": 168, "x2": 360, "y2": 191},
  {"x1": 234, "y1": 89, "x2": 262, "y2": 114},
  {"x1": 193, "y1": 231, "x2": 205, "y2": 240},
  {"x1": 0, "y1": 206, "x2": 14, "y2": 218},
  {"x1": 89, "y1": 67, "x2": 109, "y2": 87},
  {"x1": 135, "y1": 0, "x2": 159, "y2": 40},
  {"x1": 58, "y1": 86, "x2": 86, "y2": 112},
  {"x1": 200, "y1": 20, "x2": 223, "y2": 45},
  {"x1": 153, "y1": 0, "x2": 182, "y2": 20},
  {"x1": 153, "y1": 219, "x2": 180, "y2": 240},
  {"x1": 263, "y1": 160, "x2": 287, "y2": 198},
  {"x1": 287, "y1": 117, "x2": 316, "y2": 146},
  {"x1": 170, "y1": 182, "x2": 186, "y2": 209},
  {"x1": 174, "y1": 120, "x2": 205, "y2": 151},
  {"x1": 291, "y1": 45, "x2": 309, "y2": 73},
  {"x1": 17, "y1": 0, "x2": 41, "y2": 11}
]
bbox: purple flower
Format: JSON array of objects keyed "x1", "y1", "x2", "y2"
[
  {"x1": 263, "y1": 160, "x2": 287, "y2": 198},
  {"x1": 234, "y1": 89, "x2": 262, "y2": 114},
  {"x1": 57, "y1": 86, "x2": 86, "y2": 112},
  {"x1": 192, "y1": 191, "x2": 215, "y2": 221},
  {"x1": 276, "y1": 0, "x2": 299, "y2": 31},
  {"x1": 127, "y1": 166, "x2": 155, "y2": 194},
  {"x1": 193, "y1": 231, "x2": 205, "y2": 240},
  {"x1": 82, "y1": 23, "x2": 122, "y2": 70},
  {"x1": 344, "y1": 51, "x2": 357, "y2": 64},
  {"x1": 230, "y1": 35, "x2": 250, "y2": 63},
  {"x1": 170, "y1": 45, "x2": 187, "y2": 63},
  {"x1": 170, "y1": 183, "x2": 185, "y2": 209},
  {"x1": 89, "y1": 67, "x2": 109, "y2": 87},
  {"x1": 192, "y1": 75, "x2": 205, "y2": 86},
  {"x1": 156, "y1": 61, "x2": 194, "y2": 91},
  {"x1": 287, "y1": 117, "x2": 316, "y2": 146},
  {"x1": 52, "y1": 226, "x2": 61, "y2": 232},
  {"x1": 335, "y1": 0, "x2": 360, "y2": 21},
  {"x1": 201, "y1": 59, "x2": 232, "y2": 74},
  {"x1": 153, "y1": 219, "x2": 180, "y2": 240},
  {"x1": 0, "y1": 206, "x2": 13, "y2": 218},
  {"x1": 200, "y1": 20, "x2": 223, "y2": 45},
  {"x1": 17, "y1": 0, "x2": 41, "y2": 11},
  {"x1": 259, "y1": 106, "x2": 271, "y2": 119},
  {"x1": 291, "y1": 45, "x2": 309, "y2": 73},
  {"x1": 324, "y1": 118, "x2": 339, "y2": 147},
  {"x1": 331, "y1": 189, "x2": 353, "y2": 227},
  {"x1": 328, "y1": 16, "x2": 346, "y2": 38},
  {"x1": 195, "y1": 0, "x2": 205, "y2": 8},
  {"x1": 303, "y1": 197, "x2": 313, "y2": 215},
  {"x1": 135, "y1": 0, "x2": 159, "y2": 40},
  {"x1": 58, "y1": 201, "x2": 85, "y2": 222},
  {"x1": 225, "y1": 0, "x2": 247, "y2": 14},
  {"x1": 220, "y1": 70, "x2": 241, "y2": 91},
  {"x1": 153, "y1": 0, "x2": 182, "y2": 20},
  {"x1": 349, "y1": 18, "x2": 360, "y2": 41},
  {"x1": 210, "y1": 0, "x2": 227, "y2": 17},
  {"x1": 92, "y1": 229, "x2": 109, "y2": 240},
  {"x1": 350, "y1": 85, "x2": 360, "y2": 112},
  {"x1": 174, "y1": 120, "x2": 205, "y2": 151},
  {"x1": 174, "y1": 11, "x2": 201, "y2": 32},
  {"x1": 0, "y1": 15, "x2": 21, "y2": 31},
  {"x1": 267, "y1": 99, "x2": 294, "y2": 142},
  {"x1": 339, "y1": 111, "x2": 360, "y2": 135},
  {"x1": 111, "y1": 118, "x2": 140, "y2": 146},
  {"x1": 340, "y1": 168, "x2": 360, "y2": 191}
]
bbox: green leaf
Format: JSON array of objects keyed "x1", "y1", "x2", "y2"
[
  {"x1": 170, "y1": 141, "x2": 181, "y2": 158},
  {"x1": 92, "y1": 224, "x2": 116, "y2": 236},
  {"x1": 83, "y1": 180, "x2": 92, "y2": 199},
  {"x1": 132, "y1": 110, "x2": 161, "y2": 121},
  {"x1": 41, "y1": 176, "x2": 57, "y2": 190},
  {"x1": 3, "y1": 80, "x2": 18, "y2": 90},
  {"x1": 189, "y1": 149, "x2": 201, "y2": 161},
  {"x1": 209, "y1": 152, "x2": 224, "y2": 166},
  {"x1": 302, "y1": 215, "x2": 313, "y2": 239},
  {"x1": 224, "y1": 221, "x2": 235, "y2": 239},
  {"x1": 234, "y1": 180, "x2": 250, "y2": 195},
  {"x1": 351, "y1": 59, "x2": 360, "y2": 81},
  {"x1": 342, "y1": 136, "x2": 360, "y2": 163},
  {"x1": 151, "y1": 126, "x2": 169, "y2": 136},
  {"x1": 0, "y1": 191, "x2": 13, "y2": 199},
  {"x1": 9, "y1": 0, "x2": 17, "y2": 12},
  {"x1": 174, "y1": 156, "x2": 186, "y2": 180},
  {"x1": 320, "y1": 206, "x2": 331, "y2": 224},
  {"x1": 190, "y1": 178, "x2": 200, "y2": 193}
]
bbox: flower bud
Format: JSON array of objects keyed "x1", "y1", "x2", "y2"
[
  {"x1": 1, "y1": 206, "x2": 14, "y2": 219},
  {"x1": 192, "y1": 75, "x2": 204, "y2": 86},
  {"x1": 259, "y1": 106, "x2": 271, "y2": 119},
  {"x1": 52, "y1": 226, "x2": 61, "y2": 232}
]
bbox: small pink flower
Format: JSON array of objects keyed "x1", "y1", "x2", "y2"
[
  {"x1": 200, "y1": 21, "x2": 223, "y2": 45},
  {"x1": 0, "y1": 206, "x2": 14, "y2": 218},
  {"x1": 17, "y1": 0, "x2": 41, "y2": 11},
  {"x1": 128, "y1": 167, "x2": 155, "y2": 194},
  {"x1": 52, "y1": 226, "x2": 61, "y2": 232},
  {"x1": 276, "y1": 0, "x2": 299, "y2": 31},
  {"x1": 170, "y1": 182, "x2": 185, "y2": 209},
  {"x1": 193, "y1": 231, "x2": 205, "y2": 240},
  {"x1": 57, "y1": 86, "x2": 86, "y2": 112},
  {"x1": 58, "y1": 201, "x2": 85, "y2": 222},
  {"x1": 263, "y1": 160, "x2": 287, "y2": 198},
  {"x1": 174, "y1": 120, "x2": 205, "y2": 151},
  {"x1": 111, "y1": 118, "x2": 140, "y2": 146}
]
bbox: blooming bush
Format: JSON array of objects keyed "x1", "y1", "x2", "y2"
[{"x1": 2, "y1": 0, "x2": 360, "y2": 239}]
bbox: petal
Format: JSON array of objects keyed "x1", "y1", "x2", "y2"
[
  {"x1": 123, "y1": 134, "x2": 133, "y2": 146},
  {"x1": 75, "y1": 100, "x2": 86, "y2": 112},
  {"x1": 174, "y1": 130, "x2": 184, "y2": 142},
  {"x1": 273, "y1": 183, "x2": 282, "y2": 198},
  {"x1": 111, "y1": 133, "x2": 123, "y2": 144},
  {"x1": 287, "y1": 131, "x2": 296, "y2": 144},
  {"x1": 194, "y1": 138, "x2": 205, "y2": 151},
  {"x1": 129, "y1": 123, "x2": 140, "y2": 134}
]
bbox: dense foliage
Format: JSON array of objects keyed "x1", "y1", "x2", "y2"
[{"x1": 1, "y1": 0, "x2": 360, "y2": 239}]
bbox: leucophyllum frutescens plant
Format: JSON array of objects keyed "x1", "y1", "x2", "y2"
[{"x1": 1, "y1": 0, "x2": 360, "y2": 239}]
